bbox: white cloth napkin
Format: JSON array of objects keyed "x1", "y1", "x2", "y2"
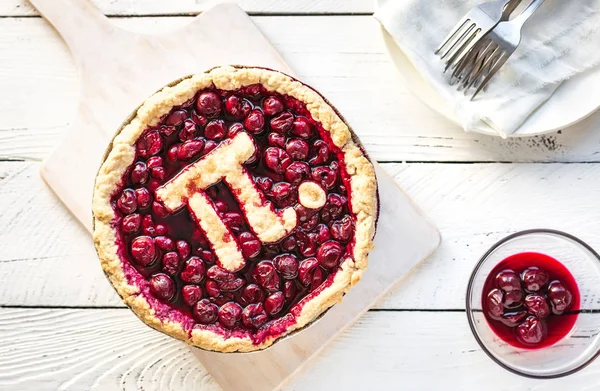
[{"x1": 375, "y1": 0, "x2": 600, "y2": 137}]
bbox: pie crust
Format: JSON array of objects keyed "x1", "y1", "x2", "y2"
[{"x1": 92, "y1": 65, "x2": 378, "y2": 352}]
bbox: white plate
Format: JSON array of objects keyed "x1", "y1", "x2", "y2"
[{"x1": 381, "y1": 27, "x2": 600, "y2": 137}]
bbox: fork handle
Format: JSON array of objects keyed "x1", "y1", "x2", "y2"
[
  {"x1": 502, "y1": 0, "x2": 523, "y2": 20},
  {"x1": 514, "y1": 0, "x2": 546, "y2": 25}
]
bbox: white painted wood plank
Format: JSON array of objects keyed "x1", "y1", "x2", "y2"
[
  {"x1": 1, "y1": 17, "x2": 599, "y2": 162},
  {"x1": 3, "y1": 161, "x2": 600, "y2": 309},
  {"x1": 0, "y1": 0, "x2": 373, "y2": 16},
  {"x1": 1, "y1": 309, "x2": 599, "y2": 390}
]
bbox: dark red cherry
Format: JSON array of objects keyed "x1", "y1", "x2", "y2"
[
  {"x1": 281, "y1": 235, "x2": 297, "y2": 252},
  {"x1": 204, "y1": 119, "x2": 226, "y2": 140},
  {"x1": 155, "y1": 236, "x2": 175, "y2": 252},
  {"x1": 218, "y1": 278, "x2": 245, "y2": 292},
  {"x1": 264, "y1": 291, "x2": 285, "y2": 316},
  {"x1": 182, "y1": 285, "x2": 203, "y2": 307},
  {"x1": 495, "y1": 270, "x2": 522, "y2": 292},
  {"x1": 252, "y1": 261, "x2": 280, "y2": 292},
  {"x1": 521, "y1": 267, "x2": 550, "y2": 292},
  {"x1": 240, "y1": 284, "x2": 265, "y2": 305},
  {"x1": 317, "y1": 240, "x2": 343, "y2": 269},
  {"x1": 323, "y1": 194, "x2": 345, "y2": 222},
  {"x1": 141, "y1": 215, "x2": 155, "y2": 236},
  {"x1": 301, "y1": 214, "x2": 319, "y2": 231},
  {"x1": 121, "y1": 213, "x2": 142, "y2": 235},
  {"x1": 516, "y1": 316, "x2": 547, "y2": 346},
  {"x1": 200, "y1": 250, "x2": 214, "y2": 264},
  {"x1": 180, "y1": 257, "x2": 206, "y2": 284},
  {"x1": 152, "y1": 201, "x2": 170, "y2": 219},
  {"x1": 179, "y1": 120, "x2": 198, "y2": 141},
  {"x1": 165, "y1": 109, "x2": 187, "y2": 126},
  {"x1": 218, "y1": 302, "x2": 242, "y2": 328},
  {"x1": 296, "y1": 231, "x2": 317, "y2": 257},
  {"x1": 524, "y1": 294, "x2": 551, "y2": 319},
  {"x1": 330, "y1": 215, "x2": 354, "y2": 242},
  {"x1": 239, "y1": 232, "x2": 261, "y2": 259},
  {"x1": 486, "y1": 288, "x2": 504, "y2": 317},
  {"x1": 147, "y1": 177, "x2": 160, "y2": 191},
  {"x1": 310, "y1": 268, "x2": 324, "y2": 291},
  {"x1": 284, "y1": 280, "x2": 296, "y2": 301},
  {"x1": 315, "y1": 224, "x2": 331, "y2": 244},
  {"x1": 203, "y1": 140, "x2": 218, "y2": 155},
  {"x1": 268, "y1": 133, "x2": 287, "y2": 148},
  {"x1": 295, "y1": 205, "x2": 317, "y2": 223},
  {"x1": 159, "y1": 125, "x2": 177, "y2": 137},
  {"x1": 146, "y1": 155, "x2": 163, "y2": 169},
  {"x1": 176, "y1": 240, "x2": 191, "y2": 260},
  {"x1": 130, "y1": 162, "x2": 149, "y2": 185},
  {"x1": 312, "y1": 166, "x2": 337, "y2": 190},
  {"x1": 270, "y1": 112, "x2": 294, "y2": 133},
  {"x1": 503, "y1": 289, "x2": 524, "y2": 309},
  {"x1": 298, "y1": 257, "x2": 319, "y2": 285},
  {"x1": 207, "y1": 265, "x2": 236, "y2": 282},
  {"x1": 191, "y1": 111, "x2": 208, "y2": 127},
  {"x1": 166, "y1": 144, "x2": 179, "y2": 163},
  {"x1": 193, "y1": 299, "x2": 219, "y2": 324},
  {"x1": 225, "y1": 95, "x2": 252, "y2": 119},
  {"x1": 547, "y1": 280, "x2": 573, "y2": 315},
  {"x1": 499, "y1": 311, "x2": 527, "y2": 327},
  {"x1": 135, "y1": 188, "x2": 152, "y2": 209},
  {"x1": 264, "y1": 147, "x2": 292, "y2": 174},
  {"x1": 130, "y1": 236, "x2": 156, "y2": 266},
  {"x1": 262, "y1": 96, "x2": 284, "y2": 116},
  {"x1": 286, "y1": 139, "x2": 309, "y2": 161},
  {"x1": 178, "y1": 139, "x2": 205, "y2": 161},
  {"x1": 273, "y1": 254, "x2": 299, "y2": 280},
  {"x1": 244, "y1": 109, "x2": 265, "y2": 134},
  {"x1": 117, "y1": 189, "x2": 137, "y2": 214},
  {"x1": 309, "y1": 140, "x2": 330, "y2": 166},
  {"x1": 137, "y1": 130, "x2": 162, "y2": 158},
  {"x1": 205, "y1": 280, "x2": 221, "y2": 297},
  {"x1": 242, "y1": 303, "x2": 269, "y2": 328},
  {"x1": 150, "y1": 167, "x2": 167, "y2": 181},
  {"x1": 149, "y1": 273, "x2": 175, "y2": 302},
  {"x1": 155, "y1": 224, "x2": 168, "y2": 236},
  {"x1": 222, "y1": 212, "x2": 244, "y2": 232},
  {"x1": 271, "y1": 182, "x2": 295, "y2": 205},
  {"x1": 196, "y1": 91, "x2": 222, "y2": 118},
  {"x1": 291, "y1": 117, "x2": 313, "y2": 139},
  {"x1": 256, "y1": 177, "x2": 273, "y2": 194},
  {"x1": 285, "y1": 161, "x2": 311, "y2": 184},
  {"x1": 162, "y1": 252, "x2": 182, "y2": 275}
]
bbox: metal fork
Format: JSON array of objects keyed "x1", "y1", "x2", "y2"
[
  {"x1": 435, "y1": 0, "x2": 522, "y2": 72},
  {"x1": 455, "y1": 0, "x2": 546, "y2": 99}
]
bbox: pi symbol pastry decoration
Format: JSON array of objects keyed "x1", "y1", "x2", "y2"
[{"x1": 92, "y1": 66, "x2": 379, "y2": 353}]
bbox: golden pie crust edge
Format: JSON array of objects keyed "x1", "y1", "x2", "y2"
[{"x1": 92, "y1": 65, "x2": 378, "y2": 352}]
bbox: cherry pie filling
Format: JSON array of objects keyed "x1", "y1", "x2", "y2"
[{"x1": 110, "y1": 84, "x2": 358, "y2": 343}]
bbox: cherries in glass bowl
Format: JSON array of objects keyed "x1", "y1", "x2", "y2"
[
  {"x1": 467, "y1": 230, "x2": 600, "y2": 378},
  {"x1": 482, "y1": 253, "x2": 579, "y2": 349}
]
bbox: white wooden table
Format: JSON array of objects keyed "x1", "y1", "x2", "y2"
[{"x1": 2, "y1": 1, "x2": 600, "y2": 389}]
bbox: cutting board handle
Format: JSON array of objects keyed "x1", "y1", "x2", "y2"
[{"x1": 27, "y1": 0, "x2": 120, "y2": 58}]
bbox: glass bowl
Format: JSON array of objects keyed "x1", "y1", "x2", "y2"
[{"x1": 466, "y1": 229, "x2": 600, "y2": 378}]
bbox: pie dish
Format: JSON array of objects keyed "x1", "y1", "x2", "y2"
[{"x1": 92, "y1": 65, "x2": 378, "y2": 352}]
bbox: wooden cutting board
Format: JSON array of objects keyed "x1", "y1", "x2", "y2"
[
  {"x1": 35, "y1": 0, "x2": 292, "y2": 231},
  {"x1": 30, "y1": 1, "x2": 441, "y2": 390}
]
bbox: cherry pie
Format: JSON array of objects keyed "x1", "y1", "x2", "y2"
[{"x1": 92, "y1": 66, "x2": 378, "y2": 352}]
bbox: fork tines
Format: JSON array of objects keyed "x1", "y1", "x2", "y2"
[{"x1": 435, "y1": 17, "x2": 481, "y2": 62}]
